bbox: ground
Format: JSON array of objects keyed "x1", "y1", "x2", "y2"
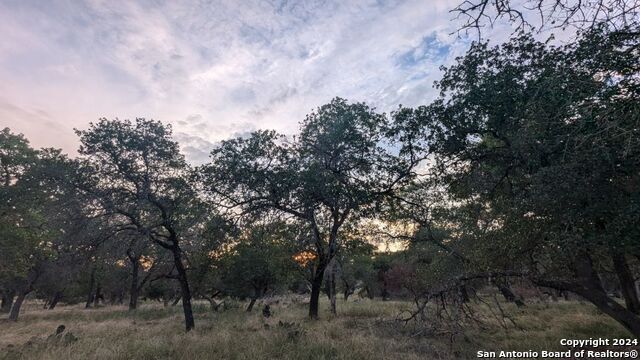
[{"x1": 0, "y1": 297, "x2": 632, "y2": 359}]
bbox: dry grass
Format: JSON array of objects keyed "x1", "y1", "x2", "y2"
[{"x1": 0, "y1": 298, "x2": 631, "y2": 359}]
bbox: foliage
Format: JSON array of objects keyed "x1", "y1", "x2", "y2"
[
  {"x1": 201, "y1": 97, "x2": 423, "y2": 318},
  {"x1": 218, "y1": 220, "x2": 298, "y2": 301},
  {"x1": 75, "y1": 118, "x2": 217, "y2": 330},
  {"x1": 395, "y1": 24, "x2": 640, "y2": 335}
]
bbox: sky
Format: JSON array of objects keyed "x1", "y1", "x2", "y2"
[{"x1": 0, "y1": 0, "x2": 522, "y2": 164}]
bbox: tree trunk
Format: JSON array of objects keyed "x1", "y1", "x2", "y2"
[
  {"x1": 48, "y1": 291, "x2": 62, "y2": 310},
  {"x1": 309, "y1": 265, "x2": 326, "y2": 320},
  {"x1": 8, "y1": 292, "x2": 27, "y2": 321},
  {"x1": 85, "y1": 266, "x2": 96, "y2": 308},
  {"x1": 534, "y1": 253, "x2": 640, "y2": 337},
  {"x1": 1, "y1": 290, "x2": 15, "y2": 313},
  {"x1": 93, "y1": 284, "x2": 102, "y2": 307},
  {"x1": 172, "y1": 246, "x2": 195, "y2": 332},
  {"x1": 247, "y1": 287, "x2": 261, "y2": 312},
  {"x1": 380, "y1": 269, "x2": 389, "y2": 301},
  {"x1": 535, "y1": 277, "x2": 640, "y2": 336},
  {"x1": 497, "y1": 283, "x2": 525, "y2": 307},
  {"x1": 343, "y1": 280, "x2": 353, "y2": 301},
  {"x1": 8, "y1": 268, "x2": 40, "y2": 321},
  {"x1": 365, "y1": 285, "x2": 374, "y2": 299},
  {"x1": 246, "y1": 297, "x2": 257, "y2": 312},
  {"x1": 579, "y1": 284, "x2": 640, "y2": 337},
  {"x1": 329, "y1": 262, "x2": 337, "y2": 315},
  {"x1": 129, "y1": 259, "x2": 140, "y2": 311},
  {"x1": 611, "y1": 252, "x2": 640, "y2": 314},
  {"x1": 381, "y1": 288, "x2": 389, "y2": 301}
]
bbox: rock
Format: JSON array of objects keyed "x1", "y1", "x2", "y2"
[{"x1": 45, "y1": 324, "x2": 78, "y2": 346}]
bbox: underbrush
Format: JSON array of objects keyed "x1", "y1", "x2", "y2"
[{"x1": 0, "y1": 297, "x2": 630, "y2": 359}]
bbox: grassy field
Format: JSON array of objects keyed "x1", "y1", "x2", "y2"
[{"x1": 0, "y1": 297, "x2": 632, "y2": 359}]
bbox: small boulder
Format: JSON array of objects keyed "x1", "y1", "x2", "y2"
[
  {"x1": 55, "y1": 325, "x2": 66, "y2": 335},
  {"x1": 45, "y1": 324, "x2": 78, "y2": 346}
]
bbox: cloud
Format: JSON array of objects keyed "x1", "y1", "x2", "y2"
[
  {"x1": 173, "y1": 132, "x2": 216, "y2": 165},
  {"x1": 0, "y1": 98, "x2": 77, "y2": 153},
  {"x1": 0, "y1": 0, "x2": 529, "y2": 163}
]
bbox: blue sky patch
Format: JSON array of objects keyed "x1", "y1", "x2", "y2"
[{"x1": 396, "y1": 34, "x2": 450, "y2": 69}]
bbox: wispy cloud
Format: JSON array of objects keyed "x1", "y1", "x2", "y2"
[{"x1": 0, "y1": 0, "x2": 518, "y2": 162}]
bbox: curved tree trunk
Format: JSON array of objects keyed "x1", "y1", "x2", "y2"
[
  {"x1": 8, "y1": 268, "x2": 40, "y2": 321},
  {"x1": 534, "y1": 254, "x2": 640, "y2": 337},
  {"x1": 172, "y1": 246, "x2": 194, "y2": 332},
  {"x1": 8, "y1": 292, "x2": 27, "y2": 321},
  {"x1": 577, "y1": 284, "x2": 640, "y2": 336},
  {"x1": 611, "y1": 252, "x2": 640, "y2": 314},
  {"x1": 535, "y1": 278, "x2": 640, "y2": 336}
]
